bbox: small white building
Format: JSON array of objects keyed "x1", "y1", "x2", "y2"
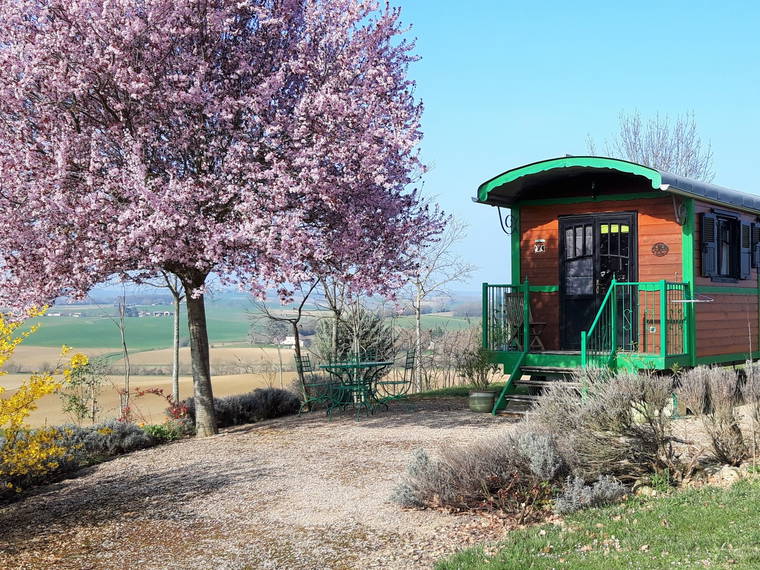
[{"x1": 278, "y1": 336, "x2": 305, "y2": 349}]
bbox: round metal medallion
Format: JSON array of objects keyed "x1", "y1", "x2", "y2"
[{"x1": 652, "y1": 242, "x2": 669, "y2": 257}]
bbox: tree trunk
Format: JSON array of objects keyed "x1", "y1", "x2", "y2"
[
  {"x1": 90, "y1": 381, "x2": 97, "y2": 424},
  {"x1": 331, "y1": 312, "x2": 339, "y2": 362},
  {"x1": 183, "y1": 276, "x2": 217, "y2": 437},
  {"x1": 414, "y1": 291, "x2": 422, "y2": 392},
  {"x1": 172, "y1": 293, "x2": 181, "y2": 404},
  {"x1": 118, "y1": 300, "x2": 131, "y2": 416}
]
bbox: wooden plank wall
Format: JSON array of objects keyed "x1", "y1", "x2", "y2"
[
  {"x1": 693, "y1": 201, "x2": 760, "y2": 358},
  {"x1": 520, "y1": 197, "x2": 682, "y2": 350}
]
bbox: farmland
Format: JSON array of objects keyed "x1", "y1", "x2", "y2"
[
  {"x1": 20, "y1": 299, "x2": 253, "y2": 350},
  {"x1": 16, "y1": 297, "x2": 478, "y2": 353},
  {"x1": 2, "y1": 295, "x2": 478, "y2": 427}
]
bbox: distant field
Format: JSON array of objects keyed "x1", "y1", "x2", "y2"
[
  {"x1": 4, "y1": 346, "x2": 118, "y2": 374},
  {"x1": 126, "y1": 346, "x2": 292, "y2": 366},
  {"x1": 3, "y1": 345, "x2": 294, "y2": 376},
  {"x1": 4, "y1": 372, "x2": 297, "y2": 427},
  {"x1": 20, "y1": 301, "x2": 252, "y2": 349},
  {"x1": 20, "y1": 299, "x2": 477, "y2": 351},
  {"x1": 391, "y1": 313, "x2": 477, "y2": 331},
  {"x1": 1, "y1": 298, "x2": 479, "y2": 427}
]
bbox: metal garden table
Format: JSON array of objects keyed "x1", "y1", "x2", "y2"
[{"x1": 319, "y1": 359, "x2": 393, "y2": 418}]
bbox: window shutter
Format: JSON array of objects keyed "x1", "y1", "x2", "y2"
[
  {"x1": 752, "y1": 223, "x2": 760, "y2": 268},
  {"x1": 701, "y1": 213, "x2": 717, "y2": 278},
  {"x1": 741, "y1": 222, "x2": 752, "y2": 279}
]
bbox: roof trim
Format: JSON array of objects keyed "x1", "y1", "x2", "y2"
[
  {"x1": 476, "y1": 157, "x2": 662, "y2": 203},
  {"x1": 476, "y1": 156, "x2": 760, "y2": 215},
  {"x1": 659, "y1": 172, "x2": 760, "y2": 215}
]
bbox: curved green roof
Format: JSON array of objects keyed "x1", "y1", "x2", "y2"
[{"x1": 476, "y1": 156, "x2": 663, "y2": 203}]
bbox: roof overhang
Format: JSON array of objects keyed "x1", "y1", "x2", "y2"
[{"x1": 475, "y1": 156, "x2": 760, "y2": 215}]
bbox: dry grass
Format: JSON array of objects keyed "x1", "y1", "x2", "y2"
[
  {"x1": 125, "y1": 346, "x2": 294, "y2": 367},
  {"x1": 5, "y1": 346, "x2": 115, "y2": 372},
  {"x1": 4, "y1": 372, "x2": 298, "y2": 427},
  {"x1": 1, "y1": 344, "x2": 302, "y2": 426}
]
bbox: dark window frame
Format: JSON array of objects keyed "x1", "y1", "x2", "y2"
[
  {"x1": 715, "y1": 215, "x2": 739, "y2": 281},
  {"x1": 701, "y1": 209, "x2": 752, "y2": 282}
]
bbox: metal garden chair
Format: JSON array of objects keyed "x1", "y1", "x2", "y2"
[
  {"x1": 294, "y1": 354, "x2": 334, "y2": 413},
  {"x1": 376, "y1": 350, "x2": 415, "y2": 405}
]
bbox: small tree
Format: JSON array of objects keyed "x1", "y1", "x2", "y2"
[
  {"x1": 114, "y1": 287, "x2": 132, "y2": 417},
  {"x1": 251, "y1": 282, "x2": 319, "y2": 406},
  {"x1": 587, "y1": 110, "x2": 715, "y2": 181},
  {"x1": 314, "y1": 302, "x2": 394, "y2": 368},
  {"x1": 59, "y1": 356, "x2": 109, "y2": 424},
  {"x1": 317, "y1": 276, "x2": 350, "y2": 363},
  {"x1": 158, "y1": 273, "x2": 186, "y2": 405},
  {"x1": 264, "y1": 320, "x2": 290, "y2": 346},
  {"x1": 456, "y1": 346, "x2": 499, "y2": 389},
  {"x1": 404, "y1": 217, "x2": 475, "y2": 390}
]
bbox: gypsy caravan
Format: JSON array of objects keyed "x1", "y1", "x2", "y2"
[{"x1": 475, "y1": 157, "x2": 760, "y2": 413}]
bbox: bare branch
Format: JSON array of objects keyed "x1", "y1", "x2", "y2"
[{"x1": 588, "y1": 110, "x2": 715, "y2": 182}]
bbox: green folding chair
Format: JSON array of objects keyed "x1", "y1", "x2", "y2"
[
  {"x1": 376, "y1": 350, "x2": 415, "y2": 405},
  {"x1": 294, "y1": 354, "x2": 333, "y2": 413}
]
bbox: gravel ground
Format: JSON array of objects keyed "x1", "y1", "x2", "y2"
[{"x1": 0, "y1": 398, "x2": 516, "y2": 569}]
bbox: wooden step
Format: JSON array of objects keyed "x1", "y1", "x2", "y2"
[
  {"x1": 502, "y1": 394, "x2": 540, "y2": 403},
  {"x1": 496, "y1": 408, "x2": 527, "y2": 417},
  {"x1": 515, "y1": 380, "x2": 582, "y2": 389},
  {"x1": 495, "y1": 394, "x2": 537, "y2": 416},
  {"x1": 520, "y1": 365, "x2": 578, "y2": 375}
]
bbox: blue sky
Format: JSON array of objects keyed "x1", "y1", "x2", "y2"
[{"x1": 398, "y1": 0, "x2": 760, "y2": 290}]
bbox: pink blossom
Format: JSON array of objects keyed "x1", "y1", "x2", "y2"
[{"x1": 0, "y1": 0, "x2": 444, "y2": 433}]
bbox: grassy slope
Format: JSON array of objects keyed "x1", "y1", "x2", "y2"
[
  {"x1": 437, "y1": 479, "x2": 760, "y2": 569},
  {"x1": 22, "y1": 302, "x2": 250, "y2": 350},
  {"x1": 22, "y1": 300, "x2": 476, "y2": 351},
  {"x1": 392, "y1": 313, "x2": 477, "y2": 332}
]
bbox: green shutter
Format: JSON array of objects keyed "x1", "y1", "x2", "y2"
[
  {"x1": 701, "y1": 213, "x2": 717, "y2": 278},
  {"x1": 752, "y1": 223, "x2": 760, "y2": 268},
  {"x1": 741, "y1": 222, "x2": 752, "y2": 279}
]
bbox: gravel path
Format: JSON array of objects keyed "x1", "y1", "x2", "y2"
[{"x1": 0, "y1": 399, "x2": 515, "y2": 569}]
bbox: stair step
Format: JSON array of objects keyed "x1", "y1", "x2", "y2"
[
  {"x1": 502, "y1": 394, "x2": 540, "y2": 402},
  {"x1": 496, "y1": 408, "x2": 527, "y2": 417},
  {"x1": 521, "y1": 366, "x2": 578, "y2": 375},
  {"x1": 515, "y1": 380, "x2": 582, "y2": 389}
]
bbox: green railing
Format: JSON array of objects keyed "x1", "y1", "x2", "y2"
[
  {"x1": 482, "y1": 279, "x2": 690, "y2": 370},
  {"x1": 580, "y1": 278, "x2": 618, "y2": 368},
  {"x1": 484, "y1": 281, "x2": 530, "y2": 415},
  {"x1": 581, "y1": 280, "x2": 689, "y2": 368},
  {"x1": 482, "y1": 280, "x2": 530, "y2": 352}
]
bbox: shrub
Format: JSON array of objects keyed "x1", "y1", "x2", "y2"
[
  {"x1": 1, "y1": 420, "x2": 159, "y2": 499},
  {"x1": 743, "y1": 361, "x2": 760, "y2": 458},
  {"x1": 58, "y1": 420, "x2": 156, "y2": 464},
  {"x1": 142, "y1": 421, "x2": 187, "y2": 443},
  {"x1": 58, "y1": 356, "x2": 109, "y2": 424},
  {"x1": 529, "y1": 370, "x2": 683, "y2": 483},
  {"x1": 0, "y1": 312, "x2": 88, "y2": 493},
  {"x1": 392, "y1": 431, "x2": 565, "y2": 522},
  {"x1": 517, "y1": 431, "x2": 566, "y2": 480},
  {"x1": 183, "y1": 388, "x2": 300, "y2": 429},
  {"x1": 554, "y1": 475, "x2": 627, "y2": 515},
  {"x1": 390, "y1": 449, "x2": 440, "y2": 508},
  {"x1": 313, "y1": 304, "x2": 395, "y2": 368},
  {"x1": 678, "y1": 366, "x2": 747, "y2": 465},
  {"x1": 455, "y1": 346, "x2": 500, "y2": 389}
]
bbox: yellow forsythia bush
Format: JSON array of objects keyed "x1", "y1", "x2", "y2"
[{"x1": 0, "y1": 311, "x2": 87, "y2": 490}]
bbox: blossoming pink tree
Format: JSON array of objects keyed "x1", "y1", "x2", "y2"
[{"x1": 0, "y1": 0, "x2": 443, "y2": 436}]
